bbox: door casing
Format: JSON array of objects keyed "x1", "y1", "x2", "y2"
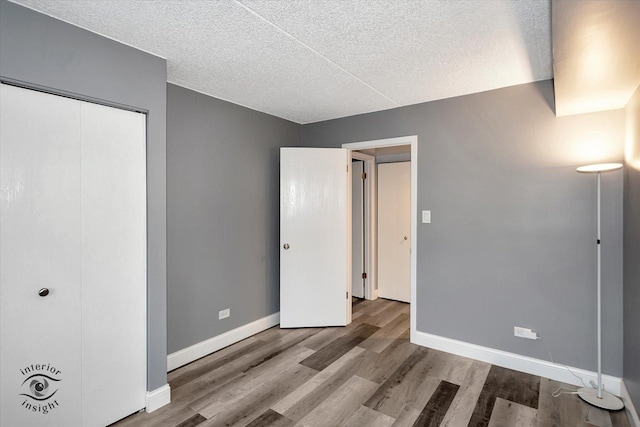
[
  {"x1": 351, "y1": 152, "x2": 376, "y2": 300},
  {"x1": 343, "y1": 136, "x2": 418, "y2": 343}
]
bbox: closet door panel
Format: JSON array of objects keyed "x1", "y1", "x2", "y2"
[
  {"x1": 377, "y1": 162, "x2": 411, "y2": 303},
  {"x1": 0, "y1": 84, "x2": 83, "y2": 426},
  {"x1": 80, "y1": 102, "x2": 147, "y2": 426}
]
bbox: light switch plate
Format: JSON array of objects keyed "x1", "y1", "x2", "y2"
[{"x1": 422, "y1": 210, "x2": 431, "y2": 223}]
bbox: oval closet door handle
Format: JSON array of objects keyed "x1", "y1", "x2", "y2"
[
  {"x1": 38, "y1": 288, "x2": 50, "y2": 297},
  {"x1": 283, "y1": 243, "x2": 290, "y2": 250}
]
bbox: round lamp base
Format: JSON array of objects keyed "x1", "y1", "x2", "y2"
[{"x1": 577, "y1": 387, "x2": 624, "y2": 411}]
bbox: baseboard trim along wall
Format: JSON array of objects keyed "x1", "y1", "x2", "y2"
[
  {"x1": 622, "y1": 381, "x2": 640, "y2": 427},
  {"x1": 146, "y1": 384, "x2": 171, "y2": 413},
  {"x1": 414, "y1": 331, "x2": 623, "y2": 397},
  {"x1": 167, "y1": 312, "x2": 281, "y2": 372}
]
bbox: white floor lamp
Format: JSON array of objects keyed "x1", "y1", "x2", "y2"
[{"x1": 576, "y1": 162, "x2": 624, "y2": 411}]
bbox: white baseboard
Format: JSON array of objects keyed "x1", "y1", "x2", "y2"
[
  {"x1": 413, "y1": 331, "x2": 623, "y2": 396},
  {"x1": 167, "y1": 312, "x2": 280, "y2": 372},
  {"x1": 146, "y1": 384, "x2": 171, "y2": 413},
  {"x1": 622, "y1": 381, "x2": 640, "y2": 427}
]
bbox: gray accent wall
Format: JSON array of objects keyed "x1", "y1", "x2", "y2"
[
  {"x1": 166, "y1": 84, "x2": 300, "y2": 354},
  {"x1": 302, "y1": 80, "x2": 626, "y2": 376},
  {"x1": 624, "y1": 85, "x2": 640, "y2": 408},
  {"x1": 0, "y1": 0, "x2": 168, "y2": 391}
]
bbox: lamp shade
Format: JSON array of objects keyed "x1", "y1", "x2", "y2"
[{"x1": 576, "y1": 163, "x2": 623, "y2": 173}]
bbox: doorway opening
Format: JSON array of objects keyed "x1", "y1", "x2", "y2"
[{"x1": 344, "y1": 136, "x2": 417, "y2": 343}]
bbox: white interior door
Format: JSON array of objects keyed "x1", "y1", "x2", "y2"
[
  {"x1": 0, "y1": 84, "x2": 146, "y2": 427},
  {"x1": 352, "y1": 160, "x2": 364, "y2": 299},
  {"x1": 377, "y1": 161, "x2": 411, "y2": 303},
  {"x1": 280, "y1": 147, "x2": 351, "y2": 327}
]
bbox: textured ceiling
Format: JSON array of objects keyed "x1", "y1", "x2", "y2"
[{"x1": 10, "y1": 0, "x2": 552, "y2": 124}]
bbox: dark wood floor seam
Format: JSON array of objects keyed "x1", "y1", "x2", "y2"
[
  {"x1": 468, "y1": 365, "x2": 541, "y2": 427},
  {"x1": 174, "y1": 413, "x2": 206, "y2": 427},
  {"x1": 245, "y1": 409, "x2": 293, "y2": 427},
  {"x1": 300, "y1": 322, "x2": 379, "y2": 371},
  {"x1": 412, "y1": 380, "x2": 459, "y2": 427}
]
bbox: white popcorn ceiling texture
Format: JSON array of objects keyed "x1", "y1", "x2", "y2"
[{"x1": 11, "y1": 0, "x2": 552, "y2": 124}]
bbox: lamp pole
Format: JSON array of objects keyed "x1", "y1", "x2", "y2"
[
  {"x1": 596, "y1": 170, "x2": 602, "y2": 399},
  {"x1": 576, "y1": 163, "x2": 623, "y2": 411}
]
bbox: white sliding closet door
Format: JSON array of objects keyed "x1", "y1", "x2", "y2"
[
  {"x1": 1, "y1": 84, "x2": 84, "y2": 426},
  {"x1": 80, "y1": 101, "x2": 147, "y2": 426},
  {"x1": 0, "y1": 84, "x2": 146, "y2": 427}
]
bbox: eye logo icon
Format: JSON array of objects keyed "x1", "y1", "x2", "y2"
[
  {"x1": 18, "y1": 364, "x2": 62, "y2": 414},
  {"x1": 20, "y1": 374, "x2": 60, "y2": 401}
]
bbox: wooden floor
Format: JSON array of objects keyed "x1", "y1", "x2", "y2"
[{"x1": 114, "y1": 298, "x2": 631, "y2": 427}]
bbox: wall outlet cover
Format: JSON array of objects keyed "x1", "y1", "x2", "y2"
[
  {"x1": 514, "y1": 326, "x2": 538, "y2": 340},
  {"x1": 219, "y1": 309, "x2": 230, "y2": 320}
]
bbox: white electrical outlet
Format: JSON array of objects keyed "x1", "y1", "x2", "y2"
[
  {"x1": 514, "y1": 326, "x2": 538, "y2": 340},
  {"x1": 219, "y1": 308, "x2": 230, "y2": 320},
  {"x1": 422, "y1": 210, "x2": 431, "y2": 223}
]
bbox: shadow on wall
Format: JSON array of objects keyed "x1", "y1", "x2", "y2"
[{"x1": 501, "y1": 2, "x2": 554, "y2": 113}]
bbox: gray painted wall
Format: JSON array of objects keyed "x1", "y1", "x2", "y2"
[
  {"x1": 167, "y1": 84, "x2": 300, "y2": 353},
  {"x1": 302, "y1": 80, "x2": 626, "y2": 376},
  {"x1": 624, "y1": 85, "x2": 640, "y2": 408},
  {"x1": 0, "y1": 0, "x2": 168, "y2": 391}
]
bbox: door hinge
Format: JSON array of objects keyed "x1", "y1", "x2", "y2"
[
  {"x1": 346, "y1": 291, "x2": 349, "y2": 299},
  {"x1": 362, "y1": 272, "x2": 367, "y2": 279},
  {"x1": 347, "y1": 164, "x2": 349, "y2": 173},
  {"x1": 361, "y1": 172, "x2": 367, "y2": 179}
]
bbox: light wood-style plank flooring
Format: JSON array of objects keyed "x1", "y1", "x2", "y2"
[{"x1": 113, "y1": 298, "x2": 631, "y2": 427}]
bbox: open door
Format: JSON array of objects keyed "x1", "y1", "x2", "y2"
[{"x1": 280, "y1": 147, "x2": 351, "y2": 328}]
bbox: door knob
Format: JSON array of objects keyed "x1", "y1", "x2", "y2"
[
  {"x1": 403, "y1": 236, "x2": 408, "y2": 240},
  {"x1": 38, "y1": 288, "x2": 50, "y2": 297},
  {"x1": 283, "y1": 243, "x2": 290, "y2": 250}
]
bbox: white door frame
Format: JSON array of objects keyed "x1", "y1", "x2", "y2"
[
  {"x1": 343, "y1": 136, "x2": 418, "y2": 343},
  {"x1": 351, "y1": 151, "x2": 376, "y2": 300}
]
